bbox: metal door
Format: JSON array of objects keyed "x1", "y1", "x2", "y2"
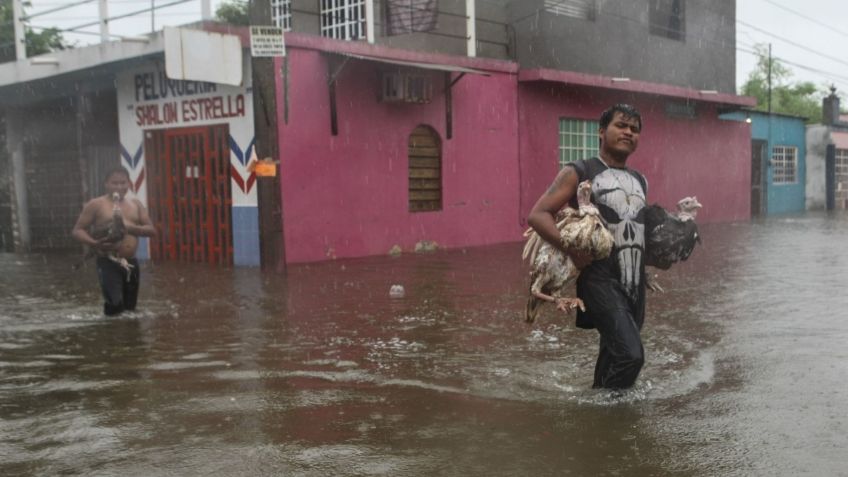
[
  {"x1": 751, "y1": 139, "x2": 767, "y2": 217},
  {"x1": 145, "y1": 125, "x2": 233, "y2": 264}
]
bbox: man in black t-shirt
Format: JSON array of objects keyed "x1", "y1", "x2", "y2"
[{"x1": 527, "y1": 104, "x2": 648, "y2": 389}]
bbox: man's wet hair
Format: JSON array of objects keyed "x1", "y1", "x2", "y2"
[
  {"x1": 104, "y1": 167, "x2": 130, "y2": 182},
  {"x1": 599, "y1": 104, "x2": 642, "y2": 130}
]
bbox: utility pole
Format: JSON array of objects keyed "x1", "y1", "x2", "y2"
[
  {"x1": 767, "y1": 43, "x2": 772, "y2": 114},
  {"x1": 765, "y1": 43, "x2": 773, "y2": 216},
  {"x1": 12, "y1": 0, "x2": 26, "y2": 60},
  {"x1": 248, "y1": 0, "x2": 286, "y2": 271}
]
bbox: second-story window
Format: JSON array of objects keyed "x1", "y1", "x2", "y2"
[
  {"x1": 771, "y1": 145, "x2": 798, "y2": 184},
  {"x1": 650, "y1": 0, "x2": 685, "y2": 41},
  {"x1": 272, "y1": 0, "x2": 292, "y2": 31},
  {"x1": 321, "y1": 0, "x2": 366, "y2": 40},
  {"x1": 543, "y1": 0, "x2": 596, "y2": 21}
]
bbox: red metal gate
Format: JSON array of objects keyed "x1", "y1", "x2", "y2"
[{"x1": 145, "y1": 125, "x2": 233, "y2": 264}]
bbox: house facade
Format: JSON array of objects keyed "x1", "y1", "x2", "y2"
[
  {"x1": 722, "y1": 110, "x2": 807, "y2": 216},
  {"x1": 272, "y1": 32, "x2": 751, "y2": 263},
  {"x1": 1, "y1": 0, "x2": 755, "y2": 266},
  {"x1": 807, "y1": 90, "x2": 848, "y2": 210}
]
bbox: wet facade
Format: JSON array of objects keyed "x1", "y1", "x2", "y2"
[
  {"x1": 1, "y1": 1, "x2": 754, "y2": 266},
  {"x1": 722, "y1": 110, "x2": 807, "y2": 216},
  {"x1": 806, "y1": 90, "x2": 848, "y2": 210},
  {"x1": 115, "y1": 58, "x2": 259, "y2": 265}
]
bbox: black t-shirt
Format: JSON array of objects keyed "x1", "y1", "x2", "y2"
[{"x1": 566, "y1": 157, "x2": 648, "y2": 326}]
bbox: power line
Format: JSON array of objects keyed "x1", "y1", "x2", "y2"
[
  {"x1": 759, "y1": 0, "x2": 848, "y2": 39},
  {"x1": 24, "y1": 0, "x2": 96, "y2": 20}
]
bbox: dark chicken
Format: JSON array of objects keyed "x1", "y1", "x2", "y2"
[{"x1": 643, "y1": 197, "x2": 702, "y2": 291}]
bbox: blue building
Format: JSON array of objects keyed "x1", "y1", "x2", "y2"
[{"x1": 722, "y1": 110, "x2": 807, "y2": 216}]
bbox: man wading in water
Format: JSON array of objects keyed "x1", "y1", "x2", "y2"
[
  {"x1": 72, "y1": 168, "x2": 157, "y2": 316},
  {"x1": 527, "y1": 104, "x2": 649, "y2": 389}
]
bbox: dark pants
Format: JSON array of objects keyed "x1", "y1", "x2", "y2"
[
  {"x1": 579, "y1": 278, "x2": 645, "y2": 389},
  {"x1": 96, "y1": 257, "x2": 140, "y2": 316}
]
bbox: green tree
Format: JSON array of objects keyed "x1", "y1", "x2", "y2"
[
  {"x1": 1, "y1": 0, "x2": 67, "y2": 63},
  {"x1": 215, "y1": 0, "x2": 249, "y2": 26},
  {"x1": 740, "y1": 44, "x2": 826, "y2": 123}
]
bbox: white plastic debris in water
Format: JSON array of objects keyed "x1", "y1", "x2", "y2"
[{"x1": 389, "y1": 284, "x2": 405, "y2": 298}]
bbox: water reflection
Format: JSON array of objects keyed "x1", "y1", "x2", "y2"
[{"x1": 2, "y1": 212, "x2": 848, "y2": 475}]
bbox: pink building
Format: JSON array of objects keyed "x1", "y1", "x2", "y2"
[{"x1": 276, "y1": 34, "x2": 754, "y2": 264}]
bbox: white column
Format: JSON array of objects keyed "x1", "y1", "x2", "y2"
[
  {"x1": 12, "y1": 0, "x2": 26, "y2": 60},
  {"x1": 5, "y1": 111, "x2": 30, "y2": 251},
  {"x1": 466, "y1": 0, "x2": 476, "y2": 57},
  {"x1": 201, "y1": 0, "x2": 212, "y2": 20},
  {"x1": 365, "y1": 0, "x2": 375, "y2": 44},
  {"x1": 98, "y1": 0, "x2": 110, "y2": 42}
]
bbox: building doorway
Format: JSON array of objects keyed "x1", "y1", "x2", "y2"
[{"x1": 144, "y1": 125, "x2": 233, "y2": 264}]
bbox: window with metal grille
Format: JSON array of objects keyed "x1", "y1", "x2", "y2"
[
  {"x1": 271, "y1": 0, "x2": 292, "y2": 31},
  {"x1": 650, "y1": 0, "x2": 685, "y2": 41},
  {"x1": 835, "y1": 148, "x2": 848, "y2": 183},
  {"x1": 321, "y1": 0, "x2": 366, "y2": 40},
  {"x1": 408, "y1": 125, "x2": 442, "y2": 212},
  {"x1": 771, "y1": 145, "x2": 797, "y2": 184},
  {"x1": 543, "y1": 0, "x2": 595, "y2": 20},
  {"x1": 559, "y1": 118, "x2": 599, "y2": 167}
]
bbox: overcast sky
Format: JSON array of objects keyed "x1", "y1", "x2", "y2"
[{"x1": 20, "y1": 0, "x2": 848, "y2": 95}]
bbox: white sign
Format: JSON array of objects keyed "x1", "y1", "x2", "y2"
[
  {"x1": 164, "y1": 27, "x2": 243, "y2": 86},
  {"x1": 250, "y1": 26, "x2": 286, "y2": 57}
]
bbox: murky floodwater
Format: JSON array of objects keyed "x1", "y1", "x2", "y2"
[{"x1": 2, "y1": 212, "x2": 848, "y2": 476}]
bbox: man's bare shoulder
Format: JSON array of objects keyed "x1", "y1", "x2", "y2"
[
  {"x1": 82, "y1": 196, "x2": 114, "y2": 221},
  {"x1": 83, "y1": 195, "x2": 112, "y2": 211}
]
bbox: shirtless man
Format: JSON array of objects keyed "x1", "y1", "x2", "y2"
[{"x1": 72, "y1": 168, "x2": 157, "y2": 315}]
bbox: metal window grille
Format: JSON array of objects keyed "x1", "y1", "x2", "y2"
[
  {"x1": 271, "y1": 0, "x2": 292, "y2": 31},
  {"x1": 559, "y1": 118, "x2": 600, "y2": 168},
  {"x1": 543, "y1": 0, "x2": 596, "y2": 20},
  {"x1": 321, "y1": 0, "x2": 366, "y2": 40},
  {"x1": 833, "y1": 149, "x2": 848, "y2": 196},
  {"x1": 836, "y1": 148, "x2": 848, "y2": 175},
  {"x1": 771, "y1": 145, "x2": 797, "y2": 184},
  {"x1": 649, "y1": 0, "x2": 685, "y2": 41}
]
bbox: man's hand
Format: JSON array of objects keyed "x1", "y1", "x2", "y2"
[{"x1": 95, "y1": 238, "x2": 119, "y2": 252}]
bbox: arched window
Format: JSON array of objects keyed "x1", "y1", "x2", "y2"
[{"x1": 408, "y1": 125, "x2": 442, "y2": 212}]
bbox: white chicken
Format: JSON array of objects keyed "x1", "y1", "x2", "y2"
[{"x1": 523, "y1": 180, "x2": 614, "y2": 323}]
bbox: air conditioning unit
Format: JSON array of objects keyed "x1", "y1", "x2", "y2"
[{"x1": 380, "y1": 71, "x2": 433, "y2": 104}]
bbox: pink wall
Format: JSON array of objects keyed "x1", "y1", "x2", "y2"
[
  {"x1": 517, "y1": 83, "x2": 752, "y2": 224},
  {"x1": 277, "y1": 48, "x2": 521, "y2": 263}
]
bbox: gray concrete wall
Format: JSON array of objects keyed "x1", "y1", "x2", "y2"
[
  {"x1": 287, "y1": 1, "x2": 735, "y2": 92},
  {"x1": 507, "y1": 0, "x2": 736, "y2": 93},
  {"x1": 290, "y1": 0, "x2": 511, "y2": 59},
  {"x1": 806, "y1": 125, "x2": 829, "y2": 210}
]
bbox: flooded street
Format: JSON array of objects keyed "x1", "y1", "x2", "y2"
[{"x1": 2, "y1": 212, "x2": 848, "y2": 476}]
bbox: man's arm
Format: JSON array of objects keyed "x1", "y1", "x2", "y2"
[
  {"x1": 125, "y1": 199, "x2": 157, "y2": 237},
  {"x1": 71, "y1": 201, "x2": 100, "y2": 247},
  {"x1": 527, "y1": 165, "x2": 592, "y2": 268}
]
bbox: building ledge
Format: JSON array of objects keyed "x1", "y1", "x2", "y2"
[{"x1": 519, "y1": 68, "x2": 756, "y2": 107}]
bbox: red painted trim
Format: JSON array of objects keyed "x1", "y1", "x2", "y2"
[
  {"x1": 518, "y1": 69, "x2": 756, "y2": 107},
  {"x1": 230, "y1": 164, "x2": 245, "y2": 193},
  {"x1": 245, "y1": 172, "x2": 256, "y2": 194},
  {"x1": 133, "y1": 168, "x2": 145, "y2": 193}
]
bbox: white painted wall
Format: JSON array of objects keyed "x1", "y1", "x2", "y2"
[{"x1": 805, "y1": 125, "x2": 830, "y2": 210}]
